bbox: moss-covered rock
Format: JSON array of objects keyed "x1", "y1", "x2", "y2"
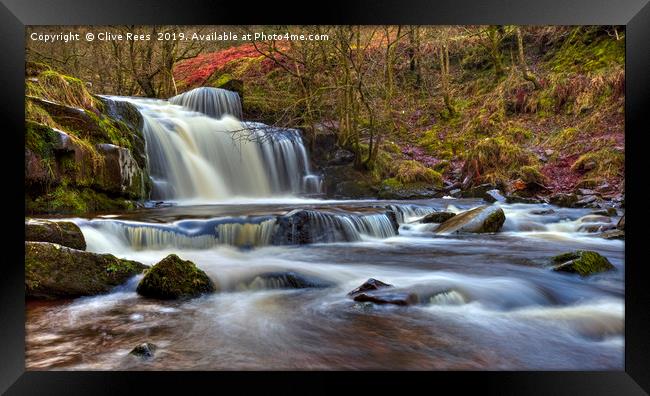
[
  {"x1": 25, "y1": 69, "x2": 150, "y2": 215},
  {"x1": 435, "y1": 205, "x2": 505, "y2": 234},
  {"x1": 26, "y1": 186, "x2": 137, "y2": 215},
  {"x1": 25, "y1": 241, "x2": 146, "y2": 299},
  {"x1": 25, "y1": 219, "x2": 86, "y2": 250},
  {"x1": 136, "y1": 254, "x2": 216, "y2": 299},
  {"x1": 551, "y1": 250, "x2": 615, "y2": 276}
]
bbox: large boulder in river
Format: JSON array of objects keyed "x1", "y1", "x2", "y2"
[
  {"x1": 551, "y1": 250, "x2": 614, "y2": 276},
  {"x1": 25, "y1": 219, "x2": 86, "y2": 250},
  {"x1": 136, "y1": 254, "x2": 215, "y2": 299},
  {"x1": 25, "y1": 241, "x2": 146, "y2": 299},
  {"x1": 435, "y1": 205, "x2": 506, "y2": 234}
]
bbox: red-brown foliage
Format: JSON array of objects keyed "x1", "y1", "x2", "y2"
[{"x1": 173, "y1": 43, "x2": 281, "y2": 88}]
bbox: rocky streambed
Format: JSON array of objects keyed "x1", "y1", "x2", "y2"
[{"x1": 25, "y1": 198, "x2": 624, "y2": 370}]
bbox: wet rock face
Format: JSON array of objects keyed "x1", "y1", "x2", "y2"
[
  {"x1": 591, "y1": 207, "x2": 617, "y2": 217},
  {"x1": 484, "y1": 189, "x2": 506, "y2": 203},
  {"x1": 328, "y1": 149, "x2": 355, "y2": 166},
  {"x1": 25, "y1": 241, "x2": 146, "y2": 299},
  {"x1": 617, "y1": 215, "x2": 625, "y2": 230},
  {"x1": 96, "y1": 144, "x2": 146, "y2": 199},
  {"x1": 321, "y1": 164, "x2": 376, "y2": 199},
  {"x1": 129, "y1": 342, "x2": 157, "y2": 359},
  {"x1": 435, "y1": 205, "x2": 506, "y2": 234},
  {"x1": 25, "y1": 219, "x2": 86, "y2": 250},
  {"x1": 347, "y1": 278, "x2": 394, "y2": 297},
  {"x1": 420, "y1": 212, "x2": 456, "y2": 224},
  {"x1": 460, "y1": 183, "x2": 498, "y2": 198},
  {"x1": 549, "y1": 193, "x2": 579, "y2": 208},
  {"x1": 136, "y1": 254, "x2": 215, "y2": 300},
  {"x1": 272, "y1": 209, "x2": 399, "y2": 245},
  {"x1": 377, "y1": 184, "x2": 439, "y2": 200},
  {"x1": 551, "y1": 250, "x2": 615, "y2": 276},
  {"x1": 506, "y1": 195, "x2": 543, "y2": 204},
  {"x1": 25, "y1": 95, "x2": 150, "y2": 214}
]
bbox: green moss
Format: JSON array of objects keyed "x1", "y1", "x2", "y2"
[
  {"x1": 571, "y1": 148, "x2": 624, "y2": 179},
  {"x1": 381, "y1": 177, "x2": 403, "y2": 189},
  {"x1": 517, "y1": 165, "x2": 546, "y2": 185},
  {"x1": 547, "y1": 27, "x2": 625, "y2": 74},
  {"x1": 27, "y1": 185, "x2": 136, "y2": 215},
  {"x1": 463, "y1": 136, "x2": 538, "y2": 186},
  {"x1": 25, "y1": 241, "x2": 146, "y2": 299},
  {"x1": 25, "y1": 120, "x2": 59, "y2": 159},
  {"x1": 552, "y1": 250, "x2": 615, "y2": 276},
  {"x1": 26, "y1": 69, "x2": 97, "y2": 110},
  {"x1": 136, "y1": 254, "x2": 216, "y2": 299},
  {"x1": 505, "y1": 126, "x2": 533, "y2": 143},
  {"x1": 392, "y1": 160, "x2": 443, "y2": 186},
  {"x1": 552, "y1": 252, "x2": 581, "y2": 264}
]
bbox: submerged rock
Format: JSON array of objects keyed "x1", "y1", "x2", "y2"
[
  {"x1": 435, "y1": 205, "x2": 506, "y2": 234},
  {"x1": 25, "y1": 219, "x2": 86, "y2": 250},
  {"x1": 551, "y1": 250, "x2": 615, "y2": 276},
  {"x1": 530, "y1": 208, "x2": 555, "y2": 215},
  {"x1": 576, "y1": 215, "x2": 614, "y2": 233},
  {"x1": 575, "y1": 195, "x2": 600, "y2": 207},
  {"x1": 241, "y1": 271, "x2": 333, "y2": 290},
  {"x1": 25, "y1": 241, "x2": 146, "y2": 299},
  {"x1": 617, "y1": 215, "x2": 625, "y2": 230},
  {"x1": 591, "y1": 207, "x2": 617, "y2": 217},
  {"x1": 136, "y1": 254, "x2": 215, "y2": 299},
  {"x1": 597, "y1": 229, "x2": 625, "y2": 240},
  {"x1": 129, "y1": 342, "x2": 157, "y2": 359},
  {"x1": 347, "y1": 278, "x2": 393, "y2": 297},
  {"x1": 353, "y1": 291, "x2": 419, "y2": 306},
  {"x1": 420, "y1": 211, "x2": 456, "y2": 224}
]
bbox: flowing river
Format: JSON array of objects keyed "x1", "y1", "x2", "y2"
[{"x1": 25, "y1": 88, "x2": 624, "y2": 370}]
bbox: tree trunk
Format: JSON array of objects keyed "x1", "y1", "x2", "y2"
[{"x1": 515, "y1": 27, "x2": 541, "y2": 90}]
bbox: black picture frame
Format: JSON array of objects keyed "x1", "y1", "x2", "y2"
[{"x1": 2, "y1": 0, "x2": 649, "y2": 394}]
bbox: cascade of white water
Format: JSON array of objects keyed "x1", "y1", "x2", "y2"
[
  {"x1": 112, "y1": 87, "x2": 322, "y2": 201},
  {"x1": 169, "y1": 87, "x2": 243, "y2": 119}
]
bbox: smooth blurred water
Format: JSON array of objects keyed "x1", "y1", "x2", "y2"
[{"x1": 26, "y1": 199, "x2": 624, "y2": 370}]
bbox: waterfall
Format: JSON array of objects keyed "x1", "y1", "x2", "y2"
[
  {"x1": 380, "y1": 204, "x2": 438, "y2": 223},
  {"x1": 79, "y1": 216, "x2": 279, "y2": 250},
  {"x1": 111, "y1": 87, "x2": 322, "y2": 201},
  {"x1": 169, "y1": 87, "x2": 243, "y2": 119},
  {"x1": 77, "y1": 209, "x2": 399, "y2": 250},
  {"x1": 273, "y1": 209, "x2": 399, "y2": 245}
]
